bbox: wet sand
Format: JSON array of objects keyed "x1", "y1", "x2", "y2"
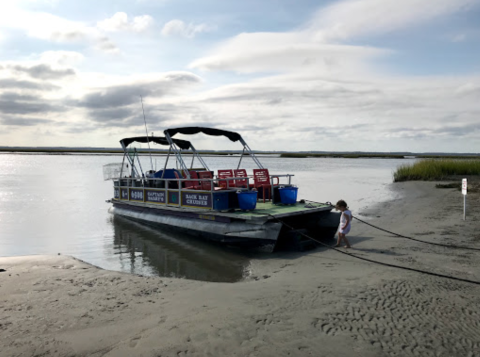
[{"x1": 1, "y1": 181, "x2": 480, "y2": 357}]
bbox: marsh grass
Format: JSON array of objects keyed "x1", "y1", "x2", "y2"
[{"x1": 394, "y1": 159, "x2": 480, "y2": 182}]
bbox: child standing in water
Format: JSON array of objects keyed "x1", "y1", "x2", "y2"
[{"x1": 335, "y1": 200, "x2": 352, "y2": 248}]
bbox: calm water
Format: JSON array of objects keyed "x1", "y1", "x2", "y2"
[{"x1": 0, "y1": 153, "x2": 407, "y2": 281}]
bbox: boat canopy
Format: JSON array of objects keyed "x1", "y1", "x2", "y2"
[
  {"x1": 120, "y1": 136, "x2": 191, "y2": 150},
  {"x1": 164, "y1": 127, "x2": 242, "y2": 143}
]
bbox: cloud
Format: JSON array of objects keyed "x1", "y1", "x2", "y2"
[
  {"x1": 0, "y1": 78, "x2": 60, "y2": 91},
  {"x1": 10, "y1": 64, "x2": 76, "y2": 80},
  {"x1": 0, "y1": 92, "x2": 66, "y2": 115},
  {"x1": 432, "y1": 122, "x2": 480, "y2": 136},
  {"x1": 0, "y1": 6, "x2": 119, "y2": 53},
  {"x1": 455, "y1": 82, "x2": 480, "y2": 96},
  {"x1": 22, "y1": 12, "x2": 90, "y2": 42},
  {"x1": 190, "y1": 36, "x2": 389, "y2": 73},
  {"x1": 161, "y1": 19, "x2": 214, "y2": 38},
  {"x1": 0, "y1": 92, "x2": 39, "y2": 101},
  {"x1": 175, "y1": 69, "x2": 480, "y2": 151},
  {"x1": 97, "y1": 12, "x2": 153, "y2": 33},
  {"x1": 38, "y1": 51, "x2": 85, "y2": 66},
  {"x1": 95, "y1": 36, "x2": 120, "y2": 54},
  {"x1": 189, "y1": 0, "x2": 477, "y2": 74},
  {"x1": 92, "y1": 107, "x2": 136, "y2": 122},
  {"x1": 1, "y1": 1, "x2": 478, "y2": 151},
  {"x1": 0, "y1": 57, "x2": 202, "y2": 137},
  {"x1": 71, "y1": 72, "x2": 202, "y2": 128},
  {"x1": 78, "y1": 72, "x2": 201, "y2": 110},
  {"x1": 308, "y1": 0, "x2": 477, "y2": 42},
  {"x1": 450, "y1": 33, "x2": 467, "y2": 42},
  {"x1": 1, "y1": 116, "x2": 52, "y2": 126}
]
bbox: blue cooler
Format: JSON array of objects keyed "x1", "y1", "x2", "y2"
[
  {"x1": 213, "y1": 191, "x2": 229, "y2": 211},
  {"x1": 278, "y1": 187, "x2": 298, "y2": 205},
  {"x1": 237, "y1": 191, "x2": 257, "y2": 210}
]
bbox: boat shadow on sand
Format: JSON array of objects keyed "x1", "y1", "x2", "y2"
[{"x1": 256, "y1": 234, "x2": 379, "y2": 261}]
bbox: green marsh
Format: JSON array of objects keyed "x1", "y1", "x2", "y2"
[{"x1": 393, "y1": 159, "x2": 480, "y2": 182}]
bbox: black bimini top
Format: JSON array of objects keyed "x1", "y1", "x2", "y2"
[
  {"x1": 164, "y1": 127, "x2": 242, "y2": 143},
  {"x1": 120, "y1": 136, "x2": 191, "y2": 150}
]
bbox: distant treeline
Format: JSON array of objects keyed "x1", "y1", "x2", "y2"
[
  {"x1": 1, "y1": 147, "x2": 479, "y2": 159},
  {"x1": 0, "y1": 147, "x2": 248, "y2": 156},
  {"x1": 280, "y1": 153, "x2": 480, "y2": 159}
]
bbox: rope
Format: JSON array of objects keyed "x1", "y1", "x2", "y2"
[
  {"x1": 303, "y1": 199, "x2": 480, "y2": 251},
  {"x1": 268, "y1": 213, "x2": 480, "y2": 286},
  {"x1": 353, "y1": 215, "x2": 480, "y2": 251}
]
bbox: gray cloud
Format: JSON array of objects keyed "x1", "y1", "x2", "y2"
[
  {"x1": 49, "y1": 29, "x2": 87, "y2": 42},
  {"x1": 62, "y1": 124, "x2": 101, "y2": 134},
  {"x1": 0, "y1": 100, "x2": 64, "y2": 115},
  {"x1": 432, "y1": 123, "x2": 480, "y2": 136},
  {"x1": 79, "y1": 85, "x2": 155, "y2": 109},
  {"x1": 78, "y1": 73, "x2": 201, "y2": 111},
  {"x1": 96, "y1": 36, "x2": 119, "y2": 53},
  {"x1": 0, "y1": 78, "x2": 60, "y2": 91},
  {"x1": 299, "y1": 124, "x2": 368, "y2": 132},
  {"x1": 91, "y1": 107, "x2": 136, "y2": 122},
  {"x1": 0, "y1": 92, "x2": 66, "y2": 115},
  {"x1": 0, "y1": 92, "x2": 38, "y2": 101},
  {"x1": 202, "y1": 83, "x2": 382, "y2": 107},
  {"x1": 11, "y1": 64, "x2": 76, "y2": 80},
  {"x1": 1, "y1": 116, "x2": 52, "y2": 126}
]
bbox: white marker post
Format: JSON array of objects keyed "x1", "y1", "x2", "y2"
[{"x1": 462, "y1": 178, "x2": 467, "y2": 220}]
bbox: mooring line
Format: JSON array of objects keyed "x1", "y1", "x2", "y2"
[
  {"x1": 304, "y1": 200, "x2": 480, "y2": 251},
  {"x1": 268, "y1": 213, "x2": 480, "y2": 286},
  {"x1": 352, "y1": 215, "x2": 480, "y2": 251}
]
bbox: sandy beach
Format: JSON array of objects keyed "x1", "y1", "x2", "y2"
[{"x1": 1, "y1": 181, "x2": 480, "y2": 357}]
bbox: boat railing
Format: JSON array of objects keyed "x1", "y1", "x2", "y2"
[
  {"x1": 114, "y1": 176, "x2": 252, "y2": 191},
  {"x1": 112, "y1": 173, "x2": 296, "y2": 209},
  {"x1": 270, "y1": 174, "x2": 294, "y2": 186},
  {"x1": 114, "y1": 174, "x2": 294, "y2": 190}
]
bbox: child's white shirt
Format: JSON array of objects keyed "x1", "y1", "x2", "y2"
[{"x1": 340, "y1": 210, "x2": 352, "y2": 230}]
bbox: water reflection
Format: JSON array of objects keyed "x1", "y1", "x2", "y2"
[{"x1": 109, "y1": 215, "x2": 251, "y2": 282}]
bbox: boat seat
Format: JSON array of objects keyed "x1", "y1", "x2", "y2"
[
  {"x1": 186, "y1": 170, "x2": 202, "y2": 190},
  {"x1": 218, "y1": 169, "x2": 234, "y2": 189},
  {"x1": 233, "y1": 169, "x2": 249, "y2": 188},
  {"x1": 174, "y1": 171, "x2": 202, "y2": 190},
  {"x1": 198, "y1": 171, "x2": 223, "y2": 191},
  {"x1": 253, "y1": 168, "x2": 279, "y2": 203}
]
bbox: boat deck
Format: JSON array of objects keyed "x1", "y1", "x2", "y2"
[
  {"x1": 112, "y1": 199, "x2": 332, "y2": 223},
  {"x1": 224, "y1": 201, "x2": 332, "y2": 220}
]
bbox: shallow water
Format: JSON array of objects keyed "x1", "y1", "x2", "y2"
[{"x1": 0, "y1": 153, "x2": 408, "y2": 281}]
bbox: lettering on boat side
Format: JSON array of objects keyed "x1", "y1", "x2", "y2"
[
  {"x1": 130, "y1": 189, "x2": 144, "y2": 202},
  {"x1": 199, "y1": 214, "x2": 215, "y2": 221},
  {"x1": 120, "y1": 188, "x2": 129, "y2": 200},
  {"x1": 145, "y1": 189, "x2": 166, "y2": 204},
  {"x1": 181, "y1": 192, "x2": 212, "y2": 209}
]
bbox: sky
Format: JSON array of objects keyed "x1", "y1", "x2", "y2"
[{"x1": 0, "y1": 0, "x2": 479, "y2": 152}]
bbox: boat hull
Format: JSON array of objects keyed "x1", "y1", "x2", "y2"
[
  {"x1": 109, "y1": 203, "x2": 283, "y2": 246},
  {"x1": 109, "y1": 199, "x2": 339, "y2": 248}
]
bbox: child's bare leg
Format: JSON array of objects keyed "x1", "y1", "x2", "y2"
[
  {"x1": 335, "y1": 232, "x2": 342, "y2": 247},
  {"x1": 343, "y1": 235, "x2": 351, "y2": 248}
]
